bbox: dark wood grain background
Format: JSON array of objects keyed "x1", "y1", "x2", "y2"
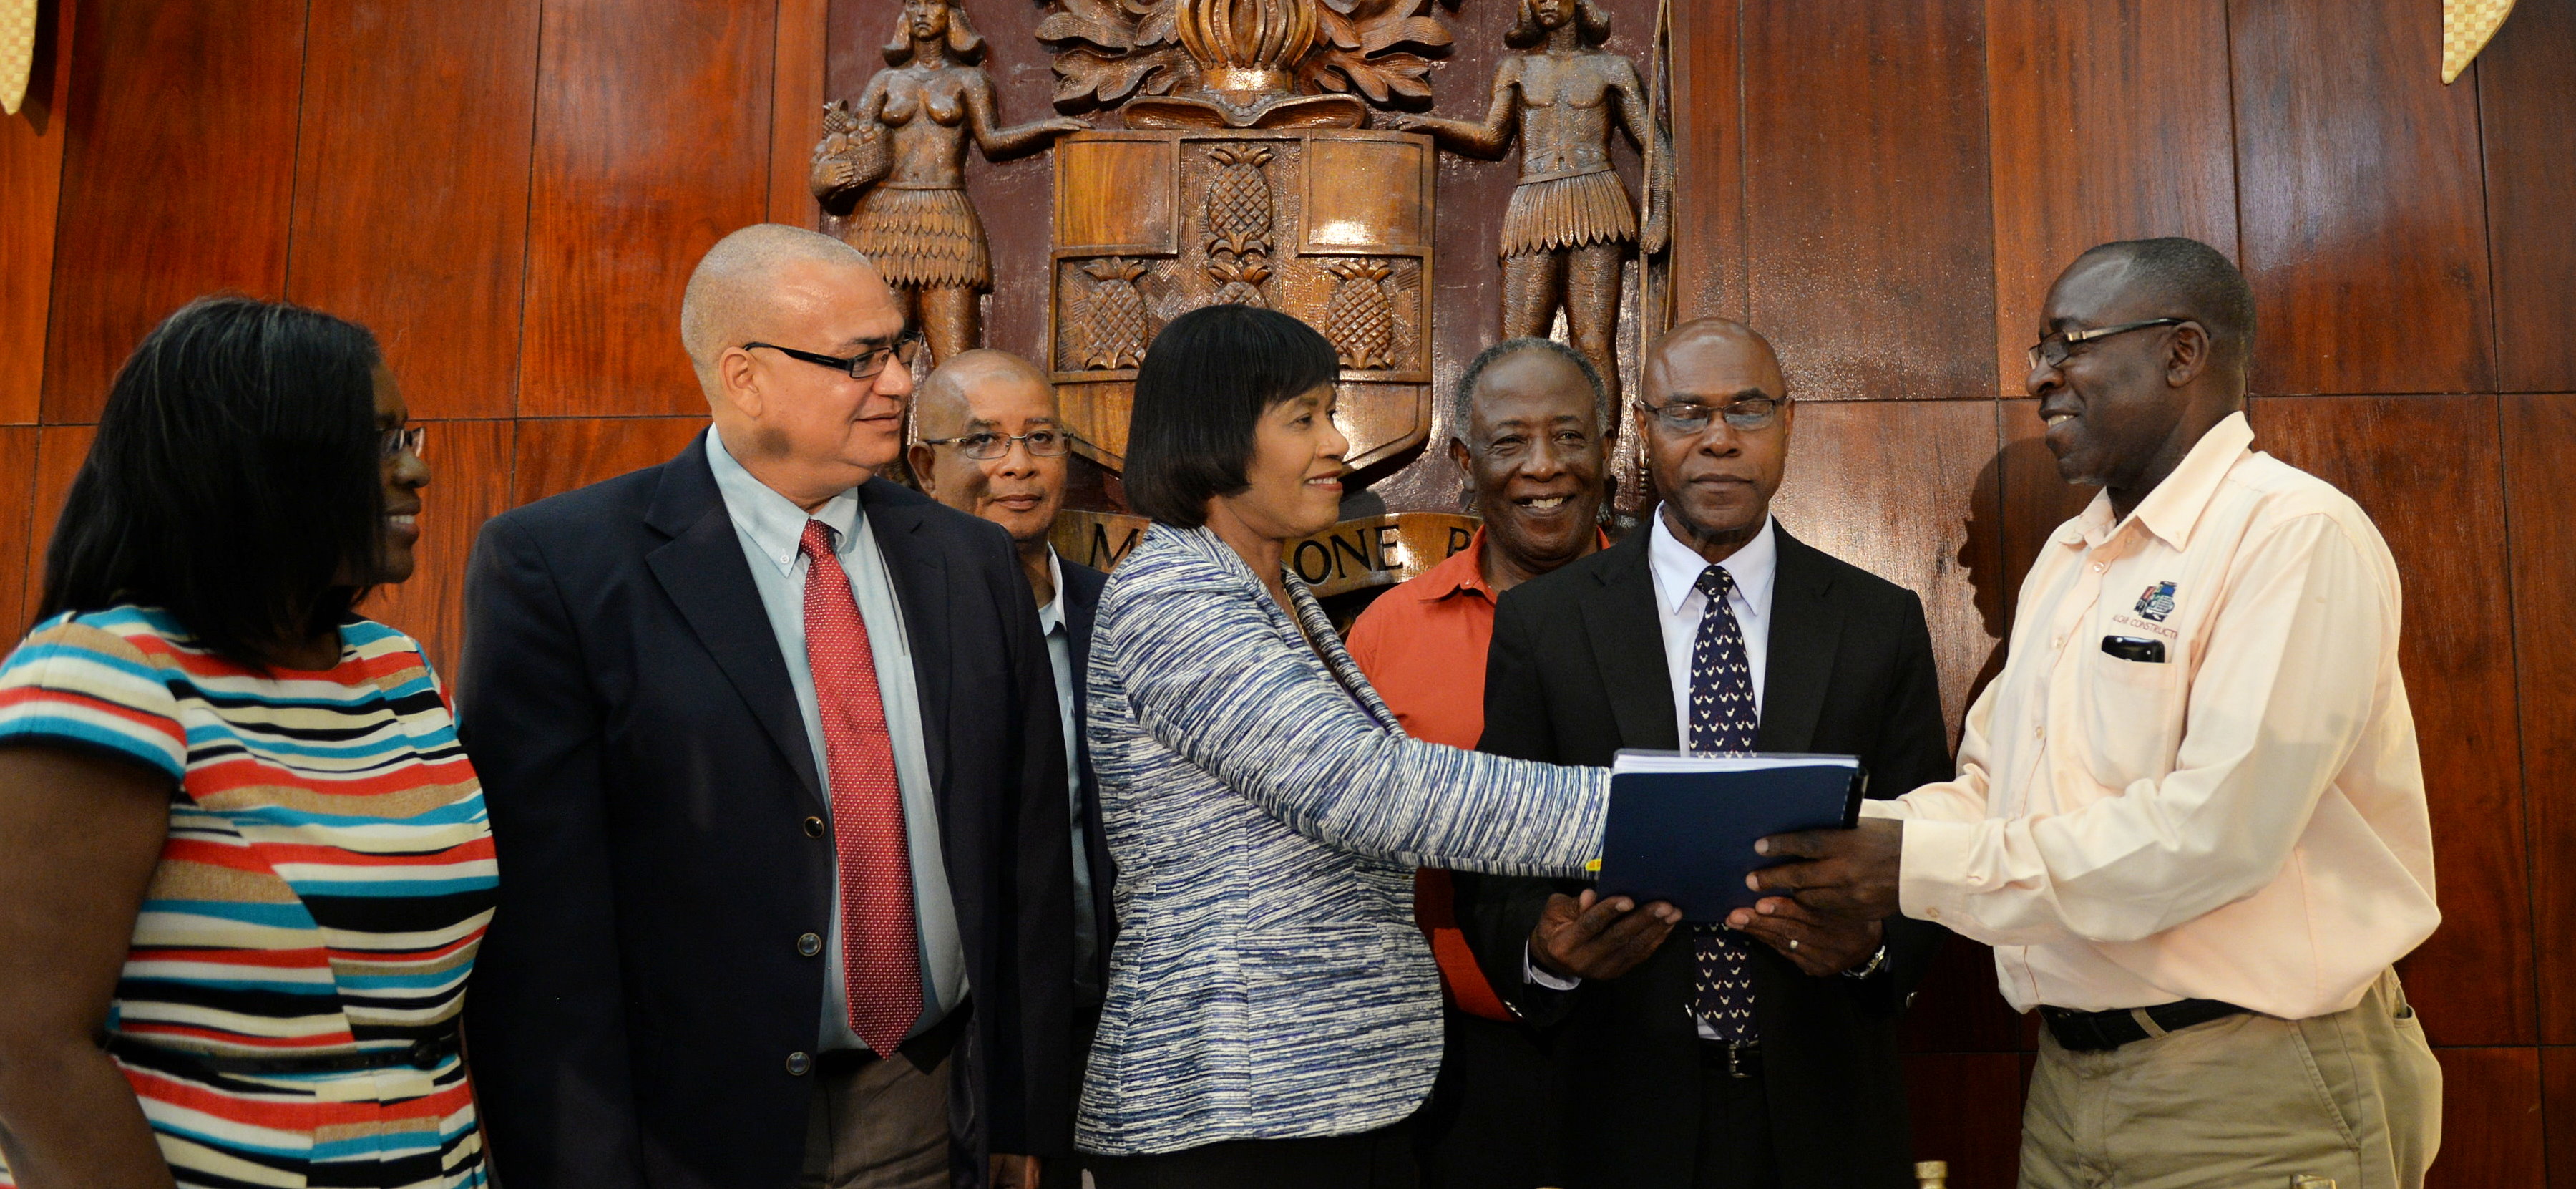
[{"x1": 2, "y1": 0, "x2": 2568, "y2": 1183}]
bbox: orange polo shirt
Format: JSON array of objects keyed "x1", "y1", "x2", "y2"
[{"x1": 1347, "y1": 527, "x2": 1609, "y2": 1021}]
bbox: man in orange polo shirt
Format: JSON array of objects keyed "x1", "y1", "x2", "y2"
[{"x1": 1347, "y1": 337, "x2": 1677, "y2": 1188}]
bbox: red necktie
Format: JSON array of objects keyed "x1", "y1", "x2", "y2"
[{"x1": 799, "y1": 519, "x2": 921, "y2": 1055}]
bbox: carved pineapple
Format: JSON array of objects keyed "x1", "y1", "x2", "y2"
[
  {"x1": 1324, "y1": 259, "x2": 1396, "y2": 369},
  {"x1": 1074, "y1": 257, "x2": 1151, "y2": 369},
  {"x1": 1204, "y1": 145, "x2": 1275, "y2": 258},
  {"x1": 1208, "y1": 257, "x2": 1272, "y2": 307}
]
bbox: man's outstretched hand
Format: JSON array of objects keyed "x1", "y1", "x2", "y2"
[
  {"x1": 1746, "y1": 817, "x2": 1906, "y2": 921},
  {"x1": 1724, "y1": 896, "x2": 1883, "y2": 977},
  {"x1": 1529, "y1": 889, "x2": 1682, "y2": 981}
]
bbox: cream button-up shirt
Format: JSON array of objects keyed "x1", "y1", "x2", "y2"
[{"x1": 1865, "y1": 412, "x2": 2438, "y2": 1020}]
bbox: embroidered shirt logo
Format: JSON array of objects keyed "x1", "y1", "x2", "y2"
[{"x1": 2135, "y1": 581, "x2": 2178, "y2": 622}]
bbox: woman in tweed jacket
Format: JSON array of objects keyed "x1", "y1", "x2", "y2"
[{"x1": 1077, "y1": 307, "x2": 1649, "y2": 1188}]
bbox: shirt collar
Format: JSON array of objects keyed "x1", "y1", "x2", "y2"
[
  {"x1": 2061, "y1": 410, "x2": 2255, "y2": 552},
  {"x1": 1410, "y1": 525, "x2": 1619, "y2": 604},
  {"x1": 1647, "y1": 507, "x2": 1777, "y2": 618},
  {"x1": 1037, "y1": 548, "x2": 1068, "y2": 636},
  {"x1": 706, "y1": 426, "x2": 864, "y2": 575}
]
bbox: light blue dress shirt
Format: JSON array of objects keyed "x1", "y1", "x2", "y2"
[
  {"x1": 1035, "y1": 549, "x2": 1098, "y2": 993},
  {"x1": 706, "y1": 428, "x2": 967, "y2": 1052}
]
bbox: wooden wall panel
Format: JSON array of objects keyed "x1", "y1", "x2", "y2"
[
  {"x1": 1994, "y1": 398, "x2": 2094, "y2": 601},
  {"x1": 2228, "y1": 0, "x2": 2493, "y2": 397},
  {"x1": 2248, "y1": 397, "x2": 2532, "y2": 1047},
  {"x1": 1669, "y1": 0, "x2": 1744, "y2": 324},
  {"x1": 0, "y1": 430, "x2": 39, "y2": 635},
  {"x1": 286, "y1": 0, "x2": 543, "y2": 420},
  {"x1": 766, "y1": 0, "x2": 829, "y2": 230},
  {"x1": 513, "y1": 417, "x2": 710, "y2": 505},
  {"x1": 1739, "y1": 0, "x2": 1996, "y2": 403},
  {"x1": 1983, "y1": 0, "x2": 2236, "y2": 399},
  {"x1": 41, "y1": 0, "x2": 307, "y2": 422},
  {"x1": 517, "y1": 0, "x2": 776, "y2": 417},
  {"x1": 2479, "y1": 0, "x2": 2576, "y2": 393},
  {"x1": 1767, "y1": 399, "x2": 2002, "y2": 734},
  {"x1": 1902, "y1": 1052, "x2": 2024, "y2": 1189},
  {"x1": 20, "y1": 424, "x2": 94, "y2": 618},
  {"x1": 2502, "y1": 394, "x2": 2576, "y2": 1045},
  {"x1": 1, "y1": 0, "x2": 75, "y2": 425},
  {"x1": 358, "y1": 420, "x2": 514, "y2": 681},
  {"x1": 2429, "y1": 1048, "x2": 2547, "y2": 1189},
  {"x1": 2547, "y1": 1047, "x2": 2576, "y2": 1189}
]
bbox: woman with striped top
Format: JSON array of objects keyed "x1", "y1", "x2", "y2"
[
  {"x1": 1075, "y1": 307, "x2": 1673, "y2": 1188},
  {"x1": 0, "y1": 298, "x2": 497, "y2": 1188}
]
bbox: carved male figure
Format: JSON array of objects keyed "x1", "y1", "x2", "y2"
[{"x1": 1388, "y1": 0, "x2": 1664, "y2": 402}]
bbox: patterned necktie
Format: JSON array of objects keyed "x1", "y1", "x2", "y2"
[
  {"x1": 799, "y1": 520, "x2": 921, "y2": 1055},
  {"x1": 1687, "y1": 564, "x2": 1760, "y2": 1044}
]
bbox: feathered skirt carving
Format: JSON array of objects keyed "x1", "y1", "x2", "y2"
[
  {"x1": 848, "y1": 185, "x2": 990, "y2": 289},
  {"x1": 1499, "y1": 168, "x2": 1639, "y2": 258}
]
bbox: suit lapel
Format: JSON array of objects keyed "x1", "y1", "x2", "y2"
[
  {"x1": 1756, "y1": 525, "x2": 1841, "y2": 753},
  {"x1": 644, "y1": 436, "x2": 824, "y2": 810},
  {"x1": 862, "y1": 481, "x2": 952, "y2": 794},
  {"x1": 1582, "y1": 531, "x2": 1682, "y2": 751}
]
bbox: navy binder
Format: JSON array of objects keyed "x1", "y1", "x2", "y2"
[{"x1": 1589, "y1": 750, "x2": 1868, "y2": 921}]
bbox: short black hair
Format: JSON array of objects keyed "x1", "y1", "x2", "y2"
[
  {"x1": 1123, "y1": 305, "x2": 1340, "y2": 529},
  {"x1": 1454, "y1": 336, "x2": 1607, "y2": 439},
  {"x1": 2081, "y1": 236, "x2": 2257, "y2": 368},
  {"x1": 38, "y1": 296, "x2": 388, "y2": 669}
]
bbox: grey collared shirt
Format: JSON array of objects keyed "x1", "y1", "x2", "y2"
[
  {"x1": 1035, "y1": 549, "x2": 1098, "y2": 995},
  {"x1": 706, "y1": 428, "x2": 967, "y2": 1052}
]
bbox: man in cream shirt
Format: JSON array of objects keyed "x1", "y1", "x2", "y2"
[{"x1": 1750, "y1": 238, "x2": 2441, "y2": 1189}]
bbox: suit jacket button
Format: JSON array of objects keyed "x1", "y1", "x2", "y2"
[
  {"x1": 802, "y1": 816, "x2": 826, "y2": 838},
  {"x1": 797, "y1": 932, "x2": 823, "y2": 957},
  {"x1": 786, "y1": 1051, "x2": 813, "y2": 1077}
]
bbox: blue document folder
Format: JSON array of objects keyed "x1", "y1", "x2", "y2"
[{"x1": 1589, "y1": 750, "x2": 1868, "y2": 921}]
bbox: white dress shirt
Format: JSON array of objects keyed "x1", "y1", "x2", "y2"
[
  {"x1": 1865, "y1": 413, "x2": 2437, "y2": 1019},
  {"x1": 706, "y1": 428, "x2": 968, "y2": 1052},
  {"x1": 1527, "y1": 510, "x2": 1781, "y2": 1032}
]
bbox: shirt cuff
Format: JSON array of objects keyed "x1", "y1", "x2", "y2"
[
  {"x1": 1858, "y1": 797, "x2": 1913, "y2": 820},
  {"x1": 1896, "y1": 815, "x2": 1991, "y2": 929},
  {"x1": 1523, "y1": 943, "x2": 1582, "y2": 991}
]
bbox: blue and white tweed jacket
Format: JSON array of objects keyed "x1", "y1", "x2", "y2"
[{"x1": 1075, "y1": 524, "x2": 1610, "y2": 1155}]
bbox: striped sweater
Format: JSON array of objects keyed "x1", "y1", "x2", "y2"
[{"x1": 1075, "y1": 524, "x2": 1609, "y2": 1155}]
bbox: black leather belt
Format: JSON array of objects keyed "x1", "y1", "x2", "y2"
[
  {"x1": 106, "y1": 1029, "x2": 460, "y2": 1075},
  {"x1": 2041, "y1": 999, "x2": 2247, "y2": 1052},
  {"x1": 1698, "y1": 1041, "x2": 1763, "y2": 1079}
]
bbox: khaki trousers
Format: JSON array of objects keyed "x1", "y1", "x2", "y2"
[
  {"x1": 799, "y1": 1044, "x2": 955, "y2": 1189},
  {"x1": 2020, "y1": 969, "x2": 2441, "y2": 1189}
]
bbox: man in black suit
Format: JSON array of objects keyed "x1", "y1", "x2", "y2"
[
  {"x1": 909, "y1": 350, "x2": 1113, "y2": 1186},
  {"x1": 1460, "y1": 319, "x2": 1953, "y2": 1188},
  {"x1": 459, "y1": 225, "x2": 1072, "y2": 1189}
]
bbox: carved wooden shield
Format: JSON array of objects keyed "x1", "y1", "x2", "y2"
[{"x1": 1049, "y1": 127, "x2": 1436, "y2": 473}]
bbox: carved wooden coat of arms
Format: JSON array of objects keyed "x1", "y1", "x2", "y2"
[{"x1": 1037, "y1": 0, "x2": 1453, "y2": 473}]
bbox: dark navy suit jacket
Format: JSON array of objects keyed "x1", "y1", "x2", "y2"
[{"x1": 458, "y1": 434, "x2": 1073, "y2": 1189}]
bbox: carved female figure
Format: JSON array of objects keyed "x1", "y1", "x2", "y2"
[
  {"x1": 1387, "y1": 0, "x2": 1660, "y2": 399},
  {"x1": 811, "y1": 0, "x2": 1085, "y2": 365}
]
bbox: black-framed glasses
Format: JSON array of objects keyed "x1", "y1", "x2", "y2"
[
  {"x1": 743, "y1": 331, "x2": 927, "y2": 380},
  {"x1": 919, "y1": 427, "x2": 1076, "y2": 460},
  {"x1": 1640, "y1": 394, "x2": 1786, "y2": 436},
  {"x1": 2026, "y1": 318, "x2": 2187, "y2": 371},
  {"x1": 380, "y1": 425, "x2": 426, "y2": 460}
]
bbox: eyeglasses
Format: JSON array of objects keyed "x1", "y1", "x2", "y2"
[
  {"x1": 919, "y1": 428, "x2": 1076, "y2": 460},
  {"x1": 2026, "y1": 318, "x2": 2187, "y2": 371},
  {"x1": 1639, "y1": 395, "x2": 1785, "y2": 436},
  {"x1": 743, "y1": 331, "x2": 927, "y2": 381},
  {"x1": 381, "y1": 425, "x2": 426, "y2": 460}
]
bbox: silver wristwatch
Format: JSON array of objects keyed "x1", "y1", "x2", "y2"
[{"x1": 1843, "y1": 943, "x2": 1890, "y2": 979}]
